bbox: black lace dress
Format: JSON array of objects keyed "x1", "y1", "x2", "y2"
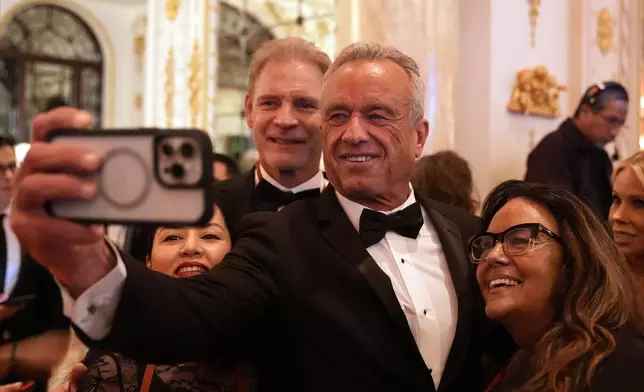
[{"x1": 78, "y1": 350, "x2": 258, "y2": 392}]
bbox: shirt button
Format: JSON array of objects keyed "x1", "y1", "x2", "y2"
[
  {"x1": 87, "y1": 304, "x2": 97, "y2": 315},
  {"x1": 401, "y1": 258, "x2": 406, "y2": 264},
  {"x1": 423, "y1": 309, "x2": 428, "y2": 316}
]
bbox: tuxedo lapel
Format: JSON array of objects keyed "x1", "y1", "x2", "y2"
[
  {"x1": 418, "y1": 197, "x2": 474, "y2": 392},
  {"x1": 213, "y1": 169, "x2": 256, "y2": 238},
  {"x1": 316, "y1": 188, "x2": 425, "y2": 367}
]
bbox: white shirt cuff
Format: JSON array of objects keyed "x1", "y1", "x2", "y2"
[{"x1": 57, "y1": 239, "x2": 128, "y2": 340}]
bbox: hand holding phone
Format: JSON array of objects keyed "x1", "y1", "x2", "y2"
[{"x1": 45, "y1": 128, "x2": 215, "y2": 226}]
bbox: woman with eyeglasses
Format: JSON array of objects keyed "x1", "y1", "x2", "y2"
[{"x1": 470, "y1": 180, "x2": 644, "y2": 392}]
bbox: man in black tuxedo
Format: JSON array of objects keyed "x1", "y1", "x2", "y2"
[
  {"x1": 120, "y1": 37, "x2": 332, "y2": 260},
  {"x1": 0, "y1": 134, "x2": 69, "y2": 392},
  {"x1": 12, "y1": 43, "x2": 484, "y2": 392}
]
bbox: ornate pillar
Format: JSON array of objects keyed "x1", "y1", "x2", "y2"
[
  {"x1": 334, "y1": 0, "x2": 459, "y2": 154},
  {"x1": 143, "y1": 0, "x2": 218, "y2": 136}
]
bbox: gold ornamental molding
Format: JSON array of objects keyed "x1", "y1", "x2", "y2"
[
  {"x1": 529, "y1": 0, "x2": 542, "y2": 47},
  {"x1": 596, "y1": 8, "x2": 614, "y2": 55},
  {"x1": 188, "y1": 40, "x2": 202, "y2": 128},
  {"x1": 165, "y1": 46, "x2": 175, "y2": 128},
  {"x1": 166, "y1": 0, "x2": 180, "y2": 22},
  {"x1": 507, "y1": 65, "x2": 567, "y2": 118}
]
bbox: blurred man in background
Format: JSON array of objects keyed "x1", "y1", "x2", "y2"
[{"x1": 525, "y1": 81, "x2": 629, "y2": 220}]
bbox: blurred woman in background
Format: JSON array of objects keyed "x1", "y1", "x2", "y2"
[
  {"x1": 609, "y1": 150, "x2": 644, "y2": 295},
  {"x1": 412, "y1": 150, "x2": 478, "y2": 214}
]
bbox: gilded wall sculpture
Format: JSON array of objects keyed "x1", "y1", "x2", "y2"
[
  {"x1": 596, "y1": 8, "x2": 614, "y2": 55},
  {"x1": 507, "y1": 65, "x2": 566, "y2": 118}
]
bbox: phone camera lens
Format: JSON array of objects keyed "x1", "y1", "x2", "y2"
[
  {"x1": 180, "y1": 142, "x2": 194, "y2": 158},
  {"x1": 162, "y1": 143, "x2": 174, "y2": 156},
  {"x1": 170, "y1": 163, "x2": 185, "y2": 179}
]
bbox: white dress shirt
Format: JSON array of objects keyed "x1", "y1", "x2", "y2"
[
  {"x1": 336, "y1": 190, "x2": 458, "y2": 388},
  {"x1": 255, "y1": 165, "x2": 326, "y2": 195},
  {"x1": 2, "y1": 207, "x2": 21, "y2": 296}
]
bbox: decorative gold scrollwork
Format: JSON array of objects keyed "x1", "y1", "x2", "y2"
[
  {"x1": 188, "y1": 40, "x2": 202, "y2": 128},
  {"x1": 596, "y1": 8, "x2": 614, "y2": 55},
  {"x1": 529, "y1": 0, "x2": 541, "y2": 47},
  {"x1": 166, "y1": 0, "x2": 180, "y2": 22},
  {"x1": 165, "y1": 46, "x2": 175, "y2": 128}
]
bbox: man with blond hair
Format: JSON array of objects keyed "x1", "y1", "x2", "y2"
[
  {"x1": 11, "y1": 42, "x2": 483, "y2": 392},
  {"x1": 212, "y1": 36, "x2": 331, "y2": 237}
]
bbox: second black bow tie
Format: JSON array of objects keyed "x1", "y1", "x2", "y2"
[
  {"x1": 359, "y1": 203, "x2": 424, "y2": 247},
  {"x1": 254, "y1": 180, "x2": 321, "y2": 212}
]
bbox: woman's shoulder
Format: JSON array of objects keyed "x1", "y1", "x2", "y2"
[{"x1": 590, "y1": 327, "x2": 644, "y2": 391}]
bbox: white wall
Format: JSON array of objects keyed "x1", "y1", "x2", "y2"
[
  {"x1": 457, "y1": 0, "x2": 571, "y2": 198},
  {"x1": 488, "y1": 0, "x2": 571, "y2": 189},
  {"x1": 0, "y1": 0, "x2": 147, "y2": 128},
  {"x1": 456, "y1": 0, "x2": 641, "y2": 199}
]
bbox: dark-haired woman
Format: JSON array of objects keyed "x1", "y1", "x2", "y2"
[
  {"x1": 470, "y1": 180, "x2": 644, "y2": 392},
  {"x1": 59, "y1": 207, "x2": 258, "y2": 392}
]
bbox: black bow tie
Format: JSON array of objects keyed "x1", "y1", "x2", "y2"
[
  {"x1": 253, "y1": 180, "x2": 321, "y2": 212},
  {"x1": 359, "y1": 203, "x2": 424, "y2": 247}
]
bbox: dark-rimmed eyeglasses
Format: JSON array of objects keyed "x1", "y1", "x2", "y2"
[{"x1": 468, "y1": 223, "x2": 561, "y2": 263}]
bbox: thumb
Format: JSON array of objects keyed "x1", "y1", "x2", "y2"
[{"x1": 69, "y1": 363, "x2": 88, "y2": 392}]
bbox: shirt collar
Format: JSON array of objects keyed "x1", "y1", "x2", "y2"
[
  {"x1": 255, "y1": 164, "x2": 325, "y2": 193},
  {"x1": 335, "y1": 185, "x2": 416, "y2": 231}
]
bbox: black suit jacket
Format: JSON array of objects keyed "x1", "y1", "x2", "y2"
[
  {"x1": 211, "y1": 169, "x2": 258, "y2": 241},
  {"x1": 84, "y1": 187, "x2": 483, "y2": 392},
  {"x1": 0, "y1": 253, "x2": 69, "y2": 392}
]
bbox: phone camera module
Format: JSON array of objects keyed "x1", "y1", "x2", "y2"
[
  {"x1": 162, "y1": 143, "x2": 174, "y2": 156},
  {"x1": 170, "y1": 163, "x2": 185, "y2": 179},
  {"x1": 180, "y1": 142, "x2": 194, "y2": 158}
]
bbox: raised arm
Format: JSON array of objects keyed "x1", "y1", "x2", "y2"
[{"x1": 90, "y1": 217, "x2": 280, "y2": 363}]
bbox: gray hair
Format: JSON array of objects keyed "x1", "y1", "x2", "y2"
[{"x1": 325, "y1": 42, "x2": 426, "y2": 123}]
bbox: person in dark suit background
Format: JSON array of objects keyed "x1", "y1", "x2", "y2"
[
  {"x1": 212, "y1": 153, "x2": 240, "y2": 182},
  {"x1": 524, "y1": 81, "x2": 629, "y2": 220},
  {"x1": 12, "y1": 42, "x2": 484, "y2": 392},
  {"x1": 0, "y1": 134, "x2": 69, "y2": 392}
]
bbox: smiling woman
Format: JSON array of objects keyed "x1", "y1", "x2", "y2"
[
  {"x1": 610, "y1": 151, "x2": 644, "y2": 286},
  {"x1": 473, "y1": 180, "x2": 644, "y2": 392},
  {"x1": 73, "y1": 205, "x2": 259, "y2": 392}
]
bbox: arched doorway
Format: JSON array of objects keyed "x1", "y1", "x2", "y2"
[{"x1": 0, "y1": 4, "x2": 103, "y2": 142}]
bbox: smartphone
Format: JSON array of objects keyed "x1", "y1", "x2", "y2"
[
  {"x1": 45, "y1": 128, "x2": 214, "y2": 226},
  {"x1": 0, "y1": 294, "x2": 35, "y2": 307}
]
